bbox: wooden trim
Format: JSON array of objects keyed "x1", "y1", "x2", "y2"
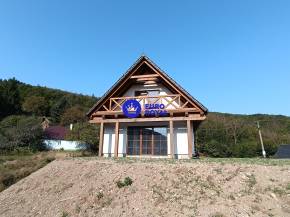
[
  {"x1": 102, "y1": 105, "x2": 109, "y2": 111},
  {"x1": 144, "y1": 61, "x2": 201, "y2": 110},
  {"x1": 93, "y1": 108, "x2": 198, "y2": 116},
  {"x1": 90, "y1": 116, "x2": 206, "y2": 124},
  {"x1": 98, "y1": 122, "x2": 104, "y2": 157},
  {"x1": 169, "y1": 120, "x2": 174, "y2": 158},
  {"x1": 114, "y1": 122, "x2": 119, "y2": 157},
  {"x1": 140, "y1": 128, "x2": 143, "y2": 156},
  {"x1": 187, "y1": 120, "x2": 193, "y2": 158},
  {"x1": 87, "y1": 57, "x2": 207, "y2": 117},
  {"x1": 131, "y1": 74, "x2": 160, "y2": 79}
]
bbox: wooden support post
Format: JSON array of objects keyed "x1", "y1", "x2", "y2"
[
  {"x1": 169, "y1": 120, "x2": 174, "y2": 158},
  {"x1": 187, "y1": 120, "x2": 193, "y2": 158},
  {"x1": 114, "y1": 122, "x2": 119, "y2": 158},
  {"x1": 98, "y1": 122, "x2": 104, "y2": 157}
]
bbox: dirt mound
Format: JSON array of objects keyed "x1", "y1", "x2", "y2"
[{"x1": 0, "y1": 158, "x2": 290, "y2": 217}]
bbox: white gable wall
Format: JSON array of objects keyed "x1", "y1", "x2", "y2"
[{"x1": 123, "y1": 83, "x2": 184, "y2": 109}]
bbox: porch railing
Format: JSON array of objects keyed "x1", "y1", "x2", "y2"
[{"x1": 108, "y1": 94, "x2": 183, "y2": 112}]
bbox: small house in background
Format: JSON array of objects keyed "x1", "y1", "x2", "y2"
[
  {"x1": 274, "y1": 144, "x2": 290, "y2": 158},
  {"x1": 43, "y1": 125, "x2": 82, "y2": 151}
]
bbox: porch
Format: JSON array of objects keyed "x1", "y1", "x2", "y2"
[{"x1": 98, "y1": 120, "x2": 196, "y2": 159}]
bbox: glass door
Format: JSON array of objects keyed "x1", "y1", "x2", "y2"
[
  {"x1": 142, "y1": 128, "x2": 153, "y2": 155},
  {"x1": 127, "y1": 127, "x2": 141, "y2": 155},
  {"x1": 127, "y1": 127, "x2": 167, "y2": 156}
]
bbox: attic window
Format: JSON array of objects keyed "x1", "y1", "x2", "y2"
[
  {"x1": 135, "y1": 89, "x2": 160, "y2": 97},
  {"x1": 135, "y1": 90, "x2": 148, "y2": 97}
]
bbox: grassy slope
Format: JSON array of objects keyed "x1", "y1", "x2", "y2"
[{"x1": 0, "y1": 152, "x2": 55, "y2": 192}]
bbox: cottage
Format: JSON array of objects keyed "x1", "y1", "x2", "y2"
[
  {"x1": 87, "y1": 56, "x2": 208, "y2": 159},
  {"x1": 44, "y1": 126, "x2": 82, "y2": 151}
]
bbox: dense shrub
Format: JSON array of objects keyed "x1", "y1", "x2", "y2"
[
  {"x1": 0, "y1": 115, "x2": 45, "y2": 152},
  {"x1": 65, "y1": 123, "x2": 99, "y2": 153}
]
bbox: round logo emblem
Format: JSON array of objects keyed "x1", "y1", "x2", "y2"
[{"x1": 122, "y1": 99, "x2": 141, "y2": 118}]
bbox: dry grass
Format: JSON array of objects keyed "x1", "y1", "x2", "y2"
[{"x1": 0, "y1": 152, "x2": 56, "y2": 192}]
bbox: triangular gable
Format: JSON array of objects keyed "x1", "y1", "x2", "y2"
[{"x1": 87, "y1": 56, "x2": 208, "y2": 117}]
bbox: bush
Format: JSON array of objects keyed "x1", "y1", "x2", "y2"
[
  {"x1": 0, "y1": 115, "x2": 45, "y2": 152},
  {"x1": 65, "y1": 123, "x2": 99, "y2": 153}
]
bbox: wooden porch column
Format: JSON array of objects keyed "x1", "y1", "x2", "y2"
[
  {"x1": 114, "y1": 122, "x2": 119, "y2": 158},
  {"x1": 169, "y1": 120, "x2": 174, "y2": 158},
  {"x1": 98, "y1": 122, "x2": 104, "y2": 157},
  {"x1": 187, "y1": 120, "x2": 193, "y2": 158}
]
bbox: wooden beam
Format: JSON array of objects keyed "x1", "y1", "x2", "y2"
[
  {"x1": 98, "y1": 122, "x2": 104, "y2": 157},
  {"x1": 169, "y1": 120, "x2": 174, "y2": 158},
  {"x1": 114, "y1": 122, "x2": 119, "y2": 158},
  {"x1": 187, "y1": 120, "x2": 193, "y2": 158},
  {"x1": 89, "y1": 116, "x2": 206, "y2": 124},
  {"x1": 136, "y1": 77, "x2": 159, "y2": 82},
  {"x1": 131, "y1": 74, "x2": 159, "y2": 79},
  {"x1": 93, "y1": 108, "x2": 198, "y2": 116}
]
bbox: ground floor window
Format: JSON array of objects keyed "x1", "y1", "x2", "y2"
[{"x1": 127, "y1": 127, "x2": 167, "y2": 156}]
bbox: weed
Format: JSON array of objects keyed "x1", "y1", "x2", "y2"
[
  {"x1": 246, "y1": 174, "x2": 257, "y2": 189},
  {"x1": 116, "y1": 180, "x2": 124, "y2": 188},
  {"x1": 273, "y1": 187, "x2": 286, "y2": 196},
  {"x1": 75, "y1": 205, "x2": 81, "y2": 213},
  {"x1": 116, "y1": 177, "x2": 133, "y2": 188},
  {"x1": 214, "y1": 168, "x2": 222, "y2": 174},
  {"x1": 61, "y1": 211, "x2": 69, "y2": 217},
  {"x1": 96, "y1": 191, "x2": 104, "y2": 199},
  {"x1": 210, "y1": 212, "x2": 225, "y2": 217},
  {"x1": 286, "y1": 183, "x2": 290, "y2": 191},
  {"x1": 124, "y1": 177, "x2": 133, "y2": 186}
]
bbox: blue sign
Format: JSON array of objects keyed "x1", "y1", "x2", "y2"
[
  {"x1": 122, "y1": 99, "x2": 141, "y2": 118},
  {"x1": 144, "y1": 104, "x2": 169, "y2": 117}
]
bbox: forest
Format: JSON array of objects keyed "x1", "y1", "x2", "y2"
[{"x1": 1, "y1": 78, "x2": 290, "y2": 157}]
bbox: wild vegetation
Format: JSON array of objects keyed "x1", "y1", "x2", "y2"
[
  {"x1": 0, "y1": 152, "x2": 55, "y2": 192},
  {"x1": 196, "y1": 112, "x2": 290, "y2": 157},
  {"x1": 0, "y1": 78, "x2": 99, "y2": 154},
  {"x1": 1, "y1": 77, "x2": 290, "y2": 157}
]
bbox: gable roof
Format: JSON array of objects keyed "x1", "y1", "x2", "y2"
[{"x1": 87, "y1": 55, "x2": 208, "y2": 117}]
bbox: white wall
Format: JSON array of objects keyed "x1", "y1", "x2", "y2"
[
  {"x1": 123, "y1": 83, "x2": 185, "y2": 109},
  {"x1": 167, "y1": 122, "x2": 195, "y2": 159},
  {"x1": 103, "y1": 124, "x2": 127, "y2": 157},
  {"x1": 44, "y1": 140, "x2": 83, "y2": 151}
]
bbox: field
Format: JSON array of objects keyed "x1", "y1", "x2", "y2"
[{"x1": 0, "y1": 157, "x2": 290, "y2": 217}]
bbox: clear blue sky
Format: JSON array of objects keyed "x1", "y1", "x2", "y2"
[{"x1": 1, "y1": 0, "x2": 290, "y2": 115}]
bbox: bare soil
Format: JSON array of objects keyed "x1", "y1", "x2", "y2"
[{"x1": 0, "y1": 158, "x2": 290, "y2": 217}]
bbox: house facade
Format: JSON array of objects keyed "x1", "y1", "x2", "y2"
[{"x1": 87, "y1": 56, "x2": 208, "y2": 159}]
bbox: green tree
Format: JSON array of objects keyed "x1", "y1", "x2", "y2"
[
  {"x1": 60, "y1": 106, "x2": 86, "y2": 126},
  {"x1": 50, "y1": 96, "x2": 70, "y2": 123},
  {"x1": 0, "y1": 115, "x2": 45, "y2": 152},
  {"x1": 22, "y1": 96, "x2": 48, "y2": 116},
  {"x1": 65, "y1": 123, "x2": 99, "y2": 153},
  {"x1": 0, "y1": 78, "x2": 21, "y2": 119}
]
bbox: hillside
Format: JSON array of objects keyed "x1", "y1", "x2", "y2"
[
  {"x1": 0, "y1": 158, "x2": 290, "y2": 217},
  {"x1": 0, "y1": 78, "x2": 97, "y2": 123},
  {"x1": 196, "y1": 112, "x2": 290, "y2": 157},
  {"x1": 1, "y1": 78, "x2": 290, "y2": 157}
]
